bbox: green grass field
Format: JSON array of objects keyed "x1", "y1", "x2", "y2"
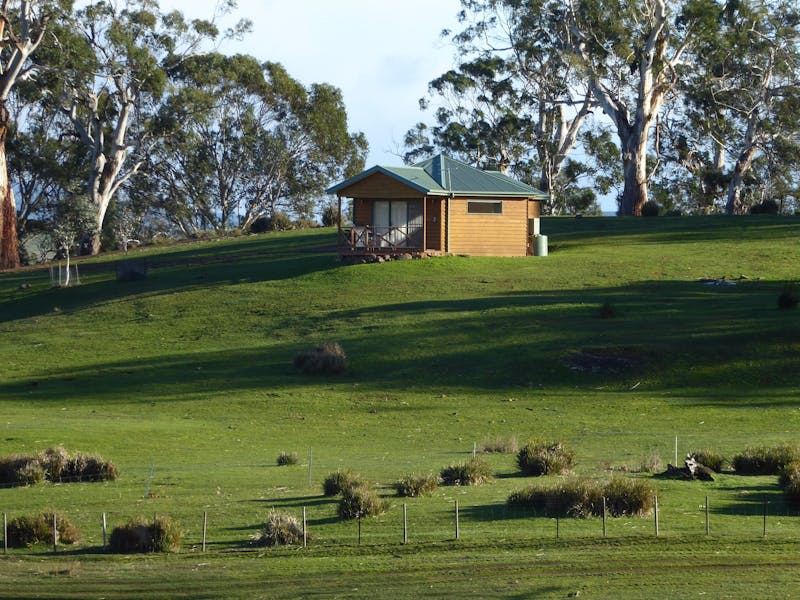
[{"x1": 0, "y1": 216, "x2": 799, "y2": 598}]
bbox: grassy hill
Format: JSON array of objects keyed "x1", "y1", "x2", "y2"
[{"x1": 0, "y1": 216, "x2": 798, "y2": 598}]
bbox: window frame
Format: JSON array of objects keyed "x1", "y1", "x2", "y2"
[{"x1": 466, "y1": 200, "x2": 504, "y2": 215}]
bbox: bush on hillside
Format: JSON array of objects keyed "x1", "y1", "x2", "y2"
[
  {"x1": 691, "y1": 450, "x2": 727, "y2": 473},
  {"x1": 602, "y1": 477, "x2": 656, "y2": 517},
  {"x1": 440, "y1": 456, "x2": 493, "y2": 486},
  {"x1": 293, "y1": 217, "x2": 318, "y2": 230},
  {"x1": 733, "y1": 443, "x2": 800, "y2": 475},
  {"x1": 108, "y1": 516, "x2": 181, "y2": 553},
  {"x1": 394, "y1": 473, "x2": 440, "y2": 497},
  {"x1": 639, "y1": 452, "x2": 663, "y2": 474},
  {"x1": 479, "y1": 435, "x2": 519, "y2": 454},
  {"x1": 750, "y1": 199, "x2": 779, "y2": 214},
  {"x1": 338, "y1": 485, "x2": 387, "y2": 520},
  {"x1": 276, "y1": 451, "x2": 299, "y2": 466},
  {"x1": 322, "y1": 469, "x2": 364, "y2": 497},
  {"x1": 252, "y1": 510, "x2": 305, "y2": 546},
  {"x1": 641, "y1": 201, "x2": 661, "y2": 216},
  {"x1": 6, "y1": 512, "x2": 80, "y2": 547},
  {"x1": 321, "y1": 204, "x2": 341, "y2": 227},
  {"x1": 508, "y1": 478, "x2": 601, "y2": 517},
  {"x1": 508, "y1": 477, "x2": 656, "y2": 518},
  {"x1": 249, "y1": 212, "x2": 294, "y2": 233},
  {"x1": 778, "y1": 284, "x2": 799, "y2": 310},
  {"x1": 516, "y1": 440, "x2": 575, "y2": 476},
  {"x1": 779, "y1": 461, "x2": 800, "y2": 507},
  {"x1": 0, "y1": 447, "x2": 118, "y2": 486},
  {"x1": 294, "y1": 343, "x2": 347, "y2": 375},
  {"x1": 599, "y1": 303, "x2": 617, "y2": 319}
]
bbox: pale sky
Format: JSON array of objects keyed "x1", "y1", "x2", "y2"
[{"x1": 164, "y1": 0, "x2": 464, "y2": 169}]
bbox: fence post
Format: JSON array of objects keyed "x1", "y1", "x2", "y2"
[
  {"x1": 202, "y1": 511, "x2": 207, "y2": 552},
  {"x1": 307, "y1": 448, "x2": 313, "y2": 488},
  {"x1": 472, "y1": 442, "x2": 477, "y2": 458},
  {"x1": 654, "y1": 496, "x2": 659, "y2": 537},
  {"x1": 454, "y1": 501, "x2": 460, "y2": 540},
  {"x1": 602, "y1": 497, "x2": 607, "y2": 538},
  {"x1": 556, "y1": 516, "x2": 560, "y2": 539},
  {"x1": 53, "y1": 513, "x2": 58, "y2": 553},
  {"x1": 357, "y1": 517, "x2": 361, "y2": 545},
  {"x1": 403, "y1": 503, "x2": 408, "y2": 544},
  {"x1": 102, "y1": 512, "x2": 107, "y2": 548},
  {"x1": 674, "y1": 435, "x2": 678, "y2": 466},
  {"x1": 763, "y1": 495, "x2": 767, "y2": 538},
  {"x1": 705, "y1": 496, "x2": 710, "y2": 536},
  {"x1": 3, "y1": 513, "x2": 6, "y2": 554},
  {"x1": 303, "y1": 507, "x2": 307, "y2": 548}
]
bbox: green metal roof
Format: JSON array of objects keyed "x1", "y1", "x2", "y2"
[{"x1": 327, "y1": 153, "x2": 546, "y2": 199}]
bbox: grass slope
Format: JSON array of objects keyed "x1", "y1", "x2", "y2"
[{"x1": 0, "y1": 216, "x2": 798, "y2": 597}]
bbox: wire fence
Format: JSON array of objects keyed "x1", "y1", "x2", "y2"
[{"x1": 5, "y1": 490, "x2": 800, "y2": 555}]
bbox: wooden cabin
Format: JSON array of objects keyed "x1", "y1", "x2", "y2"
[{"x1": 327, "y1": 154, "x2": 546, "y2": 257}]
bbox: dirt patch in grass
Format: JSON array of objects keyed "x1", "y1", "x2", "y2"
[{"x1": 561, "y1": 346, "x2": 649, "y2": 374}]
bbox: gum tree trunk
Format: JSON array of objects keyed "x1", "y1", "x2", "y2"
[{"x1": 0, "y1": 103, "x2": 19, "y2": 269}]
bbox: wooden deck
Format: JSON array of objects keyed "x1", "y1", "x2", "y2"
[{"x1": 338, "y1": 226, "x2": 425, "y2": 255}]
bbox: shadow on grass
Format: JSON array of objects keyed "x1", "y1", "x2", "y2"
[
  {"x1": 0, "y1": 231, "x2": 341, "y2": 322},
  {"x1": 460, "y1": 501, "x2": 551, "y2": 522},
  {"x1": 2, "y1": 277, "x2": 800, "y2": 402}
]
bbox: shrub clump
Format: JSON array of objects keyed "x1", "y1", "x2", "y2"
[
  {"x1": 249, "y1": 211, "x2": 293, "y2": 233},
  {"x1": 252, "y1": 510, "x2": 305, "y2": 546},
  {"x1": 321, "y1": 203, "x2": 341, "y2": 227},
  {"x1": 440, "y1": 456, "x2": 493, "y2": 486},
  {"x1": 602, "y1": 477, "x2": 657, "y2": 517},
  {"x1": 508, "y1": 478, "x2": 601, "y2": 517},
  {"x1": 108, "y1": 516, "x2": 181, "y2": 553},
  {"x1": 322, "y1": 469, "x2": 364, "y2": 497},
  {"x1": 599, "y1": 303, "x2": 617, "y2": 319},
  {"x1": 338, "y1": 485, "x2": 387, "y2": 520},
  {"x1": 780, "y1": 461, "x2": 800, "y2": 507},
  {"x1": 639, "y1": 452, "x2": 663, "y2": 474},
  {"x1": 394, "y1": 473, "x2": 440, "y2": 497},
  {"x1": 733, "y1": 443, "x2": 800, "y2": 475},
  {"x1": 276, "y1": 451, "x2": 299, "y2": 466},
  {"x1": 293, "y1": 343, "x2": 346, "y2": 375},
  {"x1": 750, "y1": 199, "x2": 780, "y2": 214},
  {"x1": 508, "y1": 477, "x2": 656, "y2": 518},
  {"x1": 6, "y1": 512, "x2": 80, "y2": 548},
  {"x1": 691, "y1": 450, "x2": 727, "y2": 473},
  {"x1": 0, "y1": 447, "x2": 118, "y2": 486},
  {"x1": 778, "y1": 284, "x2": 799, "y2": 310},
  {"x1": 641, "y1": 200, "x2": 661, "y2": 216},
  {"x1": 516, "y1": 440, "x2": 575, "y2": 476},
  {"x1": 479, "y1": 435, "x2": 519, "y2": 454}
]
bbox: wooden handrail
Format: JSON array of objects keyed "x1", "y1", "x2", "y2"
[{"x1": 339, "y1": 225, "x2": 423, "y2": 252}]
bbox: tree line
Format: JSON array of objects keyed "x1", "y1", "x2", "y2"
[
  {"x1": 0, "y1": 0, "x2": 367, "y2": 269},
  {"x1": 405, "y1": 0, "x2": 800, "y2": 217}
]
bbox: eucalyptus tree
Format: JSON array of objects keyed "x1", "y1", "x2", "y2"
[
  {"x1": 51, "y1": 0, "x2": 241, "y2": 254},
  {"x1": 6, "y1": 78, "x2": 82, "y2": 237},
  {"x1": 46, "y1": 192, "x2": 95, "y2": 286},
  {"x1": 561, "y1": 0, "x2": 721, "y2": 215},
  {"x1": 149, "y1": 54, "x2": 366, "y2": 235},
  {"x1": 680, "y1": 0, "x2": 800, "y2": 214},
  {"x1": 0, "y1": 0, "x2": 64, "y2": 269},
  {"x1": 408, "y1": 0, "x2": 595, "y2": 214}
]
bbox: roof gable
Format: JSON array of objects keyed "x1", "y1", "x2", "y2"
[{"x1": 328, "y1": 153, "x2": 546, "y2": 199}]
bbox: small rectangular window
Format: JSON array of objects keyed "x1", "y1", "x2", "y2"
[{"x1": 467, "y1": 200, "x2": 503, "y2": 215}]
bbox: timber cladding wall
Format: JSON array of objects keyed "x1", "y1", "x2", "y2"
[
  {"x1": 352, "y1": 198, "x2": 372, "y2": 227},
  {"x1": 425, "y1": 198, "x2": 444, "y2": 251},
  {"x1": 340, "y1": 173, "x2": 425, "y2": 200},
  {"x1": 448, "y1": 197, "x2": 528, "y2": 256}
]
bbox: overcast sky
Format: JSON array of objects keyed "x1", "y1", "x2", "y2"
[{"x1": 164, "y1": 0, "x2": 464, "y2": 168}]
